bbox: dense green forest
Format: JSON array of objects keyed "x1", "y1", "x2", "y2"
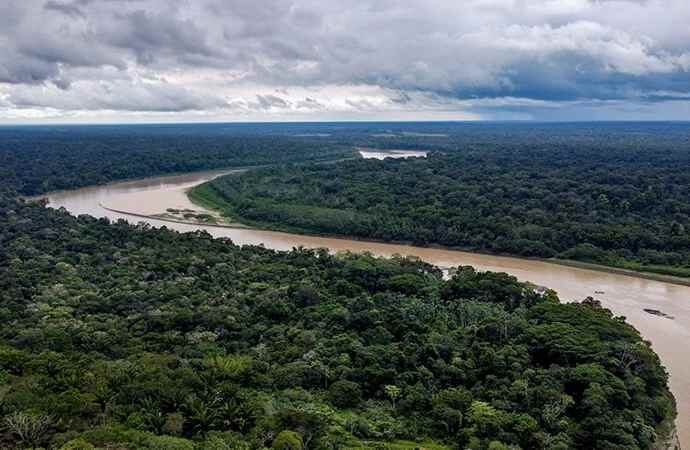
[
  {"x1": 0, "y1": 192, "x2": 677, "y2": 449},
  {"x1": 0, "y1": 125, "x2": 354, "y2": 196},
  {"x1": 0, "y1": 123, "x2": 681, "y2": 448},
  {"x1": 199, "y1": 137, "x2": 690, "y2": 278}
]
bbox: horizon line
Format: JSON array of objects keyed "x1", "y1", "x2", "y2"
[{"x1": 3, "y1": 119, "x2": 690, "y2": 127}]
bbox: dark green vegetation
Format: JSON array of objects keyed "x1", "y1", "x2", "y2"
[
  {"x1": 200, "y1": 127, "x2": 690, "y2": 278},
  {"x1": 0, "y1": 125, "x2": 354, "y2": 196},
  {"x1": 0, "y1": 193, "x2": 677, "y2": 449},
  {"x1": 0, "y1": 123, "x2": 681, "y2": 448}
]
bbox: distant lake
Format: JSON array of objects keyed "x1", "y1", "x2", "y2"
[{"x1": 357, "y1": 148, "x2": 428, "y2": 159}]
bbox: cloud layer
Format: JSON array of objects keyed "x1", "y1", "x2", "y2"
[{"x1": 1, "y1": 0, "x2": 690, "y2": 121}]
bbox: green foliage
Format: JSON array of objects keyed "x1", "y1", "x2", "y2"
[
  {"x1": 58, "y1": 438, "x2": 95, "y2": 450},
  {"x1": 272, "y1": 430, "x2": 303, "y2": 450},
  {"x1": 79, "y1": 426, "x2": 197, "y2": 450},
  {"x1": 0, "y1": 192, "x2": 675, "y2": 448},
  {"x1": 201, "y1": 126, "x2": 690, "y2": 277},
  {"x1": 202, "y1": 431, "x2": 252, "y2": 449},
  {"x1": 328, "y1": 380, "x2": 363, "y2": 408},
  {"x1": 205, "y1": 354, "x2": 253, "y2": 378},
  {"x1": 384, "y1": 385, "x2": 402, "y2": 409},
  {"x1": 0, "y1": 123, "x2": 680, "y2": 449},
  {"x1": 0, "y1": 125, "x2": 355, "y2": 196}
]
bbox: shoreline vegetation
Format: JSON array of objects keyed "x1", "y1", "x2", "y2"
[
  {"x1": 125, "y1": 201, "x2": 690, "y2": 290},
  {"x1": 0, "y1": 125, "x2": 360, "y2": 196},
  {"x1": 1, "y1": 191, "x2": 678, "y2": 449},
  {"x1": 192, "y1": 142, "x2": 690, "y2": 283},
  {"x1": 23, "y1": 151, "x2": 363, "y2": 203},
  {"x1": 27, "y1": 148, "x2": 690, "y2": 288},
  {"x1": 188, "y1": 181, "x2": 690, "y2": 288},
  {"x1": 28, "y1": 147, "x2": 690, "y2": 287},
  {"x1": 3, "y1": 123, "x2": 687, "y2": 449}
]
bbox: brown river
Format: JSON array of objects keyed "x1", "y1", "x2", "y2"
[{"x1": 45, "y1": 168, "x2": 689, "y2": 446}]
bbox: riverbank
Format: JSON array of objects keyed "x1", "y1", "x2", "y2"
[
  {"x1": 40, "y1": 167, "x2": 690, "y2": 447},
  {"x1": 188, "y1": 182, "x2": 690, "y2": 288},
  {"x1": 31, "y1": 157, "x2": 690, "y2": 288},
  {"x1": 24, "y1": 151, "x2": 363, "y2": 203},
  {"x1": 99, "y1": 203, "x2": 252, "y2": 230},
  {"x1": 549, "y1": 259, "x2": 690, "y2": 288},
  {"x1": 117, "y1": 203, "x2": 690, "y2": 289},
  {"x1": 23, "y1": 168, "x2": 244, "y2": 204}
]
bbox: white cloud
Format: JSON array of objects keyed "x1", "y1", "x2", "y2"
[{"x1": 0, "y1": 0, "x2": 689, "y2": 121}]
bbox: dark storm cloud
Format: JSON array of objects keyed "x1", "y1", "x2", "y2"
[
  {"x1": 100, "y1": 9, "x2": 222, "y2": 66},
  {"x1": 44, "y1": 0, "x2": 86, "y2": 18},
  {"x1": 0, "y1": 0, "x2": 689, "y2": 118},
  {"x1": 0, "y1": 50, "x2": 59, "y2": 85}
]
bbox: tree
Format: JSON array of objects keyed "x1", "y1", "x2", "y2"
[
  {"x1": 384, "y1": 385, "x2": 402, "y2": 409},
  {"x1": 0, "y1": 165, "x2": 678, "y2": 450},
  {"x1": 328, "y1": 380, "x2": 362, "y2": 408},
  {"x1": 468, "y1": 401, "x2": 503, "y2": 437},
  {"x1": 272, "y1": 430, "x2": 303, "y2": 450},
  {"x1": 4, "y1": 411, "x2": 53, "y2": 447}
]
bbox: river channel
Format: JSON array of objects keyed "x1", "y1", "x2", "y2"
[{"x1": 44, "y1": 166, "x2": 689, "y2": 447}]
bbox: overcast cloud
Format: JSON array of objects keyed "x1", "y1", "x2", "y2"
[{"x1": 1, "y1": 0, "x2": 689, "y2": 122}]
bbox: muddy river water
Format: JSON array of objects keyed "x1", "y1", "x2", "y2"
[{"x1": 45, "y1": 168, "x2": 689, "y2": 446}]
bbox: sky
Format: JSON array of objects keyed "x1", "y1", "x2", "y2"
[{"x1": 1, "y1": 0, "x2": 690, "y2": 123}]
